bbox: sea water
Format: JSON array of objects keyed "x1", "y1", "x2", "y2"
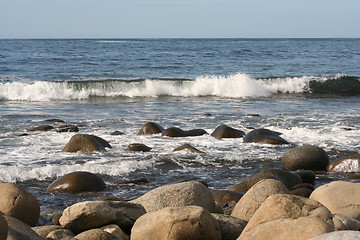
[{"x1": 0, "y1": 39, "x2": 360, "y2": 211}]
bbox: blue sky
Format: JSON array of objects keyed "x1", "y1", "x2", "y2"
[{"x1": 1, "y1": 0, "x2": 359, "y2": 38}]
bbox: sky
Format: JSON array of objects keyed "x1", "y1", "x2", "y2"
[{"x1": 1, "y1": 0, "x2": 359, "y2": 39}]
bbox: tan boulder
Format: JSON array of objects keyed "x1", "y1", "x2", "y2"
[
  {"x1": 31, "y1": 225, "x2": 62, "y2": 238},
  {"x1": 101, "y1": 224, "x2": 129, "y2": 240},
  {"x1": 310, "y1": 181, "x2": 360, "y2": 220},
  {"x1": 131, "y1": 206, "x2": 221, "y2": 240},
  {"x1": 238, "y1": 194, "x2": 334, "y2": 240},
  {"x1": 5, "y1": 216, "x2": 45, "y2": 240},
  {"x1": 62, "y1": 134, "x2": 112, "y2": 153},
  {"x1": 231, "y1": 179, "x2": 289, "y2": 221},
  {"x1": 59, "y1": 200, "x2": 145, "y2": 234},
  {"x1": 75, "y1": 229, "x2": 116, "y2": 240},
  {"x1": 130, "y1": 181, "x2": 217, "y2": 213},
  {"x1": 332, "y1": 214, "x2": 360, "y2": 231},
  {"x1": 46, "y1": 229, "x2": 75, "y2": 240},
  {"x1": 0, "y1": 183, "x2": 40, "y2": 227},
  {"x1": 0, "y1": 213, "x2": 7, "y2": 240}
]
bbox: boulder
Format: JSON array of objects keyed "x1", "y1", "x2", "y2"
[
  {"x1": 282, "y1": 145, "x2": 329, "y2": 171},
  {"x1": 138, "y1": 122, "x2": 164, "y2": 135},
  {"x1": 5, "y1": 216, "x2": 44, "y2": 240},
  {"x1": 332, "y1": 214, "x2": 360, "y2": 231},
  {"x1": 46, "y1": 171, "x2": 106, "y2": 193},
  {"x1": 294, "y1": 170, "x2": 316, "y2": 183},
  {"x1": 290, "y1": 187, "x2": 313, "y2": 197},
  {"x1": 28, "y1": 125, "x2": 54, "y2": 132},
  {"x1": 125, "y1": 143, "x2": 151, "y2": 152},
  {"x1": 308, "y1": 231, "x2": 360, "y2": 240},
  {"x1": 59, "y1": 200, "x2": 145, "y2": 234},
  {"x1": 310, "y1": 181, "x2": 360, "y2": 220},
  {"x1": 75, "y1": 229, "x2": 115, "y2": 240},
  {"x1": 101, "y1": 224, "x2": 129, "y2": 240},
  {"x1": 211, "y1": 190, "x2": 244, "y2": 205},
  {"x1": 327, "y1": 155, "x2": 360, "y2": 172},
  {"x1": 46, "y1": 229, "x2": 75, "y2": 240},
  {"x1": 131, "y1": 206, "x2": 221, "y2": 240},
  {"x1": 32, "y1": 225, "x2": 62, "y2": 238},
  {"x1": 0, "y1": 214, "x2": 7, "y2": 240},
  {"x1": 210, "y1": 125, "x2": 245, "y2": 140},
  {"x1": 243, "y1": 128, "x2": 288, "y2": 144},
  {"x1": 211, "y1": 213, "x2": 247, "y2": 240},
  {"x1": 173, "y1": 144, "x2": 204, "y2": 153},
  {"x1": 62, "y1": 134, "x2": 112, "y2": 153},
  {"x1": 130, "y1": 181, "x2": 217, "y2": 213},
  {"x1": 238, "y1": 194, "x2": 334, "y2": 240},
  {"x1": 231, "y1": 179, "x2": 289, "y2": 221},
  {"x1": 162, "y1": 127, "x2": 187, "y2": 137},
  {"x1": 0, "y1": 183, "x2": 40, "y2": 227},
  {"x1": 184, "y1": 129, "x2": 208, "y2": 136}
]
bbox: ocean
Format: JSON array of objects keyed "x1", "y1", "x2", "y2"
[{"x1": 0, "y1": 38, "x2": 360, "y2": 212}]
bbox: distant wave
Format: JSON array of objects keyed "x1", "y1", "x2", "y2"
[{"x1": 0, "y1": 73, "x2": 359, "y2": 101}]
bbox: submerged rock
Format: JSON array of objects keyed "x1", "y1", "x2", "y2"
[
  {"x1": 162, "y1": 127, "x2": 187, "y2": 137},
  {"x1": 210, "y1": 125, "x2": 245, "y2": 140},
  {"x1": 173, "y1": 143, "x2": 205, "y2": 153},
  {"x1": 28, "y1": 125, "x2": 54, "y2": 132},
  {"x1": 62, "y1": 134, "x2": 112, "y2": 153},
  {"x1": 125, "y1": 143, "x2": 152, "y2": 152},
  {"x1": 138, "y1": 122, "x2": 164, "y2": 135},
  {"x1": 243, "y1": 128, "x2": 288, "y2": 145}
]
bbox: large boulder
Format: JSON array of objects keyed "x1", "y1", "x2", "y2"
[
  {"x1": 59, "y1": 200, "x2": 145, "y2": 234},
  {"x1": 62, "y1": 134, "x2": 112, "y2": 153},
  {"x1": 238, "y1": 194, "x2": 334, "y2": 240},
  {"x1": 162, "y1": 127, "x2": 187, "y2": 137},
  {"x1": 131, "y1": 206, "x2": 221, "y2": 240},
  {"x1": 0, "y1": 214, "x2": 7, "y2": 240},
  {"x1": 130, "y1": 181, "x2": 217, "y2": 213},
  {"x1": 308, "y1": 231, "x2": 360, "y2": 240},
  {"x1": 46, "y1": 171, "x2": 106, "y2": 193},
  {"x1": 282, "y1": 145, "x2": 329, "y2": 171},
  {"x1": 243, "y1": 128, "x2": 288, "y2": 144},
  {"x1": 138, "y1": 122, "x2": 164, "y2": 135},
  {"x1": 310, "y1": 181, "x2": 360, "y2": 220},
  {"x1": 0, "y1": 183, "x2": 40, "y2": 227},
  {"x1": 231, "y1": 179, "x2": 289, "y2": 221},
  {"x1": 211, "y1": 214, "x2": 247, "y2": 240},
  {"x1": 210, "y1": 125, "x2": 245, "y2": 140},
  {"x1": 5, "y1": 216, "x2": 44, "y2": 240},
  {"x1": 327, "y1": 155, "x2": 360, "y2": 172}
]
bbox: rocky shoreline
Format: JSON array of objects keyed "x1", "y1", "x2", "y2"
[{"x1": 1, "y1": 122, "x2": 360, "y2": 239}]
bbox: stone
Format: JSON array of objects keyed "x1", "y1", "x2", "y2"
[
  {"x1": 110, "y1": 130, "x2": 124, "y2": 136},
  {"x1": 211, "y1": 190, "x2": 244, "y2": 205},
  {"x1": 210, "y1": 125, "x2": 245, "y2": 140},
  {"x1": 162, "y1": 127, "x2": 187, "y2": 137},
  {"x1": 101, "y1": 224, "x2": 129, "y2": 240},
  {"x1": 308, "y1": 231, "x2": 360, "y2": 240},
  {"x1": 332, "y1": 214, "x2": 360, "y2": 231},
  {"x1": 46, "y1": 171, "x2": 106, "y2": 193},
  {"x1": 28, "y1": 125, "x2": 54, "y2": 132},
  {"x1": 0, "y1": 214, "x2": 7, "y2": 240},
  {"x1": 327, "y1": 155, "x2": 360, "y2": 172},
  {"x1": 32, "y1": 225, "x2": 62, "y2": 238},
  {"x1": 75, "y1": 229, "x2": 116, "y2": 240},
  {"x1": 0, "y1": 183, "x2": 40, "y2": 227},
  {"x1": 290, "y1": 187, "x2": 313, "y2": 197},
  {"x1": 46, "y1": 229, "x2": 75, "y2": 240},
  {"x1": 62, "y1": 134, "x2": 112, "y2": 153},
  {"x1": 294, "y1": 170, "x2": 316, "y2": 183},
  {"x1": 173, "y1": 144, "x2": 205, "y2": 153},
  {"x1": 282, "y1": 145, "x2": 329, "y2": 171},
  {"x1": 138, "y1": 122, "x2": 164, "y2": 135},
  {"x1": 125, "y1": 143, "x2": 151, "y2": 152},
  {"x1": 56, "y1": 125, "x2": 79, "y2": 133},
  {"x1": 130, "y1": 181, "x2": 217, "y2": 213},
  {"x1": 231, "y1": 179, "x2": 289, "y2": 221},
  {"x1": 45, "y1": 119, "x2": 65, "y2": 123},
  {"x1": 310, "y1": 181, "x2": 360, "y2": 220},
  {"x1": 5, "y1": 216, "x2": 44, "y2": 240},
  {"x1": 131, "y1": 206, "x2": 221, "y2": 240},
  {"x1": 212, "y1": 213, "x2": 247, "y2": 240},
  {"x1": 238, "y1": 194, "x2": 334, "y2": 240},
  {"x1": 59, "y1": 200, "x2": 145, "y2": 234},
  {"x1": 243, "y1": 128, "x2": 288, "y2": 144},
  {"x1": 184, "y1": 129, "x2": 208, "y2": 136}
]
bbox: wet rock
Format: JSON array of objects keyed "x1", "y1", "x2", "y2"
[
  {"x1": 46, "y1": 171, "x2": 106, "y2": 193},
  {"x1": 211, "y1": 190, "x2": 244, "y2": 205},
  {"x1": 327, "y1": 155, "x2": 360, "y2": 172},
  {"x1": 0, "y1": 214, "x2": 7, "y2": 240},
  {"x1": 173, "y1": 143, "x2": 205, "y2": 153},
  {"x1": 28, "y1": 125, "x2": 54, "y2": 132},
  {"x1": 162, "y1": 127, "x2": 187, "y2": 137},
  {"x1": 59, "y1": 200, "x2": 145, "y2": 234},
  {"x1": 290, "y1": 187, "x2": 313, "y2": 197},
  {"x1": 62, "y1": 134, "x2": 112, "y2": 153},
  {"x1": 131, "y1": 206, "x2": 221, "y2": 240},
  {"x1": 238, "y1": 194, "x2": 334, "y2": 240},
  {"x1": 210, "y1": 125, "x2": 245, "y2": 140},
  {"x1": 211, "y1": 213, "x2": 247, "y2": 240},
  {"x1": 110, "y1": 130, "x2": 124, "y2": 136},
  {"x1": 231, "y1": 179, "x2": 289, "y2": 221},
  {"x1": 56, "y1": 125, "x2": 79, "y2": 133},
  {"x1": 310, "y1": 181, "x2": 360, "y2": 220},
  {"x1": 138, "y1": 122, "x2": 164, "y2": 135},
  {"x1": 45, "y1": 119, "x2": 65, "y2": 123},
  {"x1": 308, "y1": 231, "x2": 360, "y2": 240},
  {"x1": 282, "y1": 145, "x2": 329, "y2": 171},
  {"x1": 125, "y1": 143, "x2": 151, "y2": 152},
  {"x1": 0, "y1": 183, "x2": 40, "y2": 227},
  {"x1": 130, "y1": 181, "x2": 217, "y2": 213},
  {"x1": 294, "y1": 170, "x2": 316, "y2": 184},
  {"x1": 184, "y1": 128, "x2": 208, "y2": 136},
  {"x1": 243, "y1": 128, "x2": 288, "y2": 144},
  {"x1": 5, "y1": 216, "x2": 44, "y2": 240}
]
